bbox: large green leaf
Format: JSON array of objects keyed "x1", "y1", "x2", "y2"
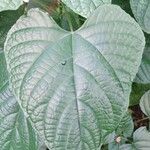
[
  {"x1": 62, "y1": 0, "x2": 111, "y2": 18},
  {"x1": 0, "y1": 0, "x2": 23, "y2": 12},
  {"x1": 4, "y1": 5, "x2": 145, "y2": 149},
  {"x1": 130, "y1": 0, "x2": 150, "y2": 33},
  {"x1": 140, "y1": 90, "x2": 150, "y2": 117},
  {"x1": 0, "y1": 51, "x2": 40, "y2": 150},
  {"x1": 135, "y1": 34, "x2": 150, "y2": 84},
  {"x1": 0, "y1": 6, "x2": 24, "y2": 48}
]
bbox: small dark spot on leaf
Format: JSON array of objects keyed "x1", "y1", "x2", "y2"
[{"x1": 61, "y1": 60, "x2": 67, "y2": 65}]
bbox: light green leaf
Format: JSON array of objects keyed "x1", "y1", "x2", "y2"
[
  {"x1": 4, "y1": 5, "x2": 145, "y2": 149},
  {"x1": 0, "y1": 6, "x2": 24, "y2": 48},
  {"x1": 109, "y1": 127, "x2": 150, "y2": 150},
  {"x1": 135, "y1": 34, "x2": 150, "y2": 84},
  {"x1": 140, "y1": 90, "x2": 150, "y2": 117},
  {"x1": 62, "y1": 0, "x2": 111, "y2": 18},
  {"x1": 133, "y1": 127, "x2": 150, "y2": 149},
  {"x1": 130, "y1": 0, "x2": 150, "y2": 33},
  {"x1": 0, "y1": 0, "x2": 23, "y2": 12},
  {"x1": 0, "y1": 52, "x2": 40, "y2": 150}
]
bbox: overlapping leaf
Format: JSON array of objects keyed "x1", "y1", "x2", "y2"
[
  {"x1": 120, "y1": 127, "x2": 150, "y2": 150},
  {"x1": 0, "y1": 51, "x2": 40, "y2": 150},
  {"x1": 4, "y1": 5, "x2": 145, "y2": 149},
  {"x1": 130, "y1": 0, "x2": 150, "y2": 33},
  {"x1": 0, "y1": 0, "x2": 23, "y2": 12},
  {"x1": 135, "y1": 34, "x2": 150, "y2": 84},
  {"x1": 62, "y1": 0, "x2": 111, "y2": 18}
]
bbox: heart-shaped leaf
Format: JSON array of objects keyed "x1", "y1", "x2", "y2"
[
  {"x1": 0, "y1": 51, "x2": 41, "y2": 150},
  {"x1": 4, "y1": 5, "x2": 145, "y2": 149},
  {"x1": 130, "y1": 0, "x2": 150, "y2": 33},
  {"x1": 0, "y1": 0, "x2": 23, "y2": 12},
  {"x1": 62, "y1": 0, "x2": 111, "y2": 18}
]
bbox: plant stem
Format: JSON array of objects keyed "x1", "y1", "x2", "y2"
[
  {"x1": 66, "y1": 13, "x2": 73, "y2": 31},
  {"x1": 136, "y1": 117, "x2": 149, "y2": 123},
  {"x1": 61, "y1": 3, "x2": 73, "y2": 31}
]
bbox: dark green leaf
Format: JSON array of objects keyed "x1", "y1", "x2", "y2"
[
  {"x1": 0, "y1": 6, "x2": 24, "y2": 48},
  {"x1": 130, "y1": 82, "x2": 150, "y2": 106}
]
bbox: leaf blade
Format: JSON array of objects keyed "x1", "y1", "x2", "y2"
[{"x1": 4, "y1": 5, "x2": 145, "y2": 149}]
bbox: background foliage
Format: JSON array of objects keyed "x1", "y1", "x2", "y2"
[{"x1": 0, "y1": 0, "x2": 150, "y2": 150}]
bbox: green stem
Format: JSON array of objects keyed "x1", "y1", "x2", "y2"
[
  {"x1": 62, "y1": 3, "x2": 73, "y2": 31},
  {"x1": 66, "y1": 13, "x2": 73, "y2": 31}
]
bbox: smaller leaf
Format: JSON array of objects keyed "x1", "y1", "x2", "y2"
[
  {"x1": 140, "y1": 90, "x2": 150, "y2": 117},
  {"x1": 135, "y1": 34, "x2": 150, "y2": 84},
  {"x1": 115, "y1": 127, "x2": 150, "y2": 150},
  {"x1": 130, "y1": 0, "x2": 150, "y2": 33},
  {"x1": 62, "y1": 0, "x2": 111, "y2": 18},
  {"x1": 0, "y1": 0, "x2": 23, "y2": 12},
  {"x1": 133, "y1": 127, "x2": 150, "y2": 149}
]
